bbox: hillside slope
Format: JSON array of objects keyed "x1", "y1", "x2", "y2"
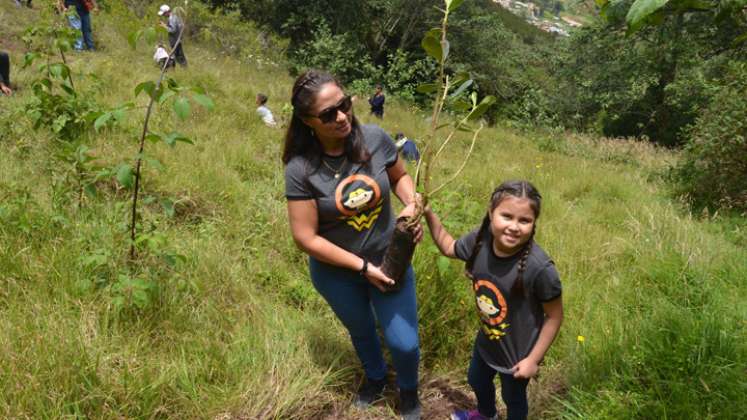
[{"x1": 1, "y1": 1, "x2": 745, "y2": 419}]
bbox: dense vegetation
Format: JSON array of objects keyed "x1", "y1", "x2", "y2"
[
  {"x1": 0, "y1": 0, "x2": 745, "y2": 419},
  {"x1": 203, "y1": 0, "x2": 746, "y2": 213}
]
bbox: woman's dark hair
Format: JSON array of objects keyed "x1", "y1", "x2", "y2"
[
  {"x1": 282, "y1": 69, "x2": 370, "y2": 165},
  {"x1": 256, "y1": 93, "x2": 268, "y2": 105},
  {"x1": 465, "y1": 180, "x2": 542, "y2": 295}
]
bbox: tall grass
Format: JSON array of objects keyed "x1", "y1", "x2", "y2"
[{"x1": 1, "y1": 1, "x2": 745, "y2": 418}]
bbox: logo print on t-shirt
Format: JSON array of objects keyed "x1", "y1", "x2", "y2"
[
  {"x1": 335, "y1": 174, "x2": 383, "y2": 232},
  {"x1": 474, "y1": 279, "x2": 510, "y2": 341}
]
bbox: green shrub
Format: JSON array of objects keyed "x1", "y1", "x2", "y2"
[{"x1": 670, "y1": 62, "x2": 747, "y2": 214}]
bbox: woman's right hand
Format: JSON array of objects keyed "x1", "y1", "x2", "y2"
[{"x1": 364, "y1": 264, "x2": 395, "y2": 292}]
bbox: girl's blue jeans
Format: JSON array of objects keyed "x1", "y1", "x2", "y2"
[
  {"x1": 309, "y1": 257, "x2": 420, "y2": 390},
  {"x1": 468, "y1": 344, "x2": 530, "y2": 420}
]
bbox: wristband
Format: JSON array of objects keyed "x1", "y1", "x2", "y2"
[{"x1": 359, "y1": 258, "x2": 369, "y2": 276}]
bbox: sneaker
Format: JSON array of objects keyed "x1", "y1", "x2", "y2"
[
  {"x1": 399, "y1": 388, "x2": 421, "y2": 420},
  {"x1": 451, "y1": 409, "x2": 498, "y2": 420},
  {"x1": 353, "y1": 377, "x2": 386, "y2": 408}
]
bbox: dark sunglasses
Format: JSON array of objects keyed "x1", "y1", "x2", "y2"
[{"x1": 308, "y1": 95, "x2": 353, "y2": 124}]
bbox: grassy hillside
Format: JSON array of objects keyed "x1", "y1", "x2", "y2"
[{"x1": 1, "y1": 1, "x2": 745, "y2": 419}]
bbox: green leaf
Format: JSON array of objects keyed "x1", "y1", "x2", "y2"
[
  {"x1": 467, "y1": 95, "x2": 496, "y2": 121},
  {"x1": 450, "y1": 79, "x2": 473, "y2": 98},
  {"x1": 447, "y1": 0, "x2": 465, "y2": 12},
  {"x1": 191, "y1": 93, "x2": 214, "y2": 110},
  {"x1": 173, "y1": 97, "x2": 190, "y2": 120},
  {"x1": 416, "y1": 83, "x2": 439, "y2": 93},
  {"x1": 115, "y1": 164, "x2": 135, "y2": 189},
  {"x1": 626, "y1": 0, "x2": 670, "y2": 33},
  {"x1": 94, "y1": 113, "x2": 111, "y2": 132},
  {"x1": 60, "y1": 82, "x2": 76, "y2": 96},
  {"x1": 144, "y1": 27, "x2": 157, "y2": 44},
  {"x1": 164, "y1": 132, "x2": 193, "y2": 146},
  {"x1": 23, "y1": 52, "x2": 39, "y2": 69},
  {"x1": 134, "y1": 81, "x2": 156, "y2": 98},
  {"x1": 421, "y1": 32, "x2": 442, "y2": 62},
  {"x1": 127, "y1": 30, "x2": 142, "y2": 50},
  {"x1": 145, "y1": 133, "x2": 163, "y2": 144},
  {"x1": 112, "y1": 108, "x2": 126, "y2": 122}
]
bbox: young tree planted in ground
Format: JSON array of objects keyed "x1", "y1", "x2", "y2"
[
  {"x1": 121, "y1": 23, "x2": 214, "y2": 260},
  {"x1": 380, "y1": 0, "x2": 495, "y2": 287}
]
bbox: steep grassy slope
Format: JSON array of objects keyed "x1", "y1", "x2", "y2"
[{"x1": 0, "y1": 1, "x2": 745, "y2": 419}]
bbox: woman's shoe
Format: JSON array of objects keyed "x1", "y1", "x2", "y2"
[{"x1": 353, "y1": 377, "x2": 386, "y2": 408}]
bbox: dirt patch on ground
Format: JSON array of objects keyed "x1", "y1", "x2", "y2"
[{"x1": 317, "y1": 376, "x2": 477, "y2": 420}]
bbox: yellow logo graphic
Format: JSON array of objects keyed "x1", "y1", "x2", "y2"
[
  {"x1": 335, "y1": 174, "x2": 383, "y2": 232},
  {"x1": 474, "y1": 279, "x2": 510, "y2": 341},
  {"x1": 345, "y1": 202, "x2": 384, "y2": 231}
]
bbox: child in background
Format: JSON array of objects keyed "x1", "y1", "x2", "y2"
[
  {"x1": 255, "y1": 93, "x2": 277, "y2": 127},
  {"x1": 424, "y1": 180, "x2": 563, "y2": 420},
  {"x1": 153, "y1": 43, "x2": 172, "y2": 69},
  {"x1": 394, "y1": 132, "x2": 420, "y2": 163}
]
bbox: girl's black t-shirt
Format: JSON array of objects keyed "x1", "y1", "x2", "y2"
[{"x1": 454, "y1": 227, "x2": 562, "y2": 373}]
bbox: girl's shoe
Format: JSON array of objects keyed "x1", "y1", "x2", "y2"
[
  {"x1": 353, "y1": 377, "x2": 386, "y2": 408},
  {"x1": 450, "y1": 409, "x2": 498, "y2": 420}
]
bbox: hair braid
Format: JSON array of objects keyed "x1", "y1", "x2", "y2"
[
  {"x1": 512, "y1": 229, "x2": 535, "y2": 295},
  {"x1": 464, "y1": 213, "x2": 491, "y2": 280}
]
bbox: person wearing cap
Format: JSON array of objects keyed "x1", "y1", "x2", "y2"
[
  {"x1": 57, "y1": 0, "x2": 98, "y2": 51},
  {"x1": 158, "y1": 4, "x2": 187, "y2": 67}
]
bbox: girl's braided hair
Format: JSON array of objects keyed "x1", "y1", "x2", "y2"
[{"x1": 465, "y1": 180, "x2": 542, "y2": 295}]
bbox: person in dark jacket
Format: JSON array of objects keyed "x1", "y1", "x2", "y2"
[
  {"x1": 1, "y1": 52, "x2": 12, "y2": 96},
  {"x1": 368, "y1": 84, "x2": 385, "y2": 119}
]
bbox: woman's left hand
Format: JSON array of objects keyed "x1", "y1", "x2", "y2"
[{"x1": 512, "y1": 358, "x2": 539, "y2": 379}]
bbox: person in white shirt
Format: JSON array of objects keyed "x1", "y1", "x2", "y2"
[
  {"x1": 256, "y1": 93, "x2": 277, "y2": 127},
  {"x1": 153, "y1": 43, "x2": 173, "y2": 69}
]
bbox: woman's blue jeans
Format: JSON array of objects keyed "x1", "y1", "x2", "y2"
[
  {"x1": 309, "y1": 257, "x2": 420, "y2": 390},
  {"x1": 468, "y1": 344, "x2": 530, "y2": 420}
]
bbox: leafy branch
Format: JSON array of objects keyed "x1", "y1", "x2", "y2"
[
  {"x1": 408, "y1": 0, "x2": 495, "y2": 228},
  {"x1": 123, "y1": 23, "x2": 214, "y2": 260}
]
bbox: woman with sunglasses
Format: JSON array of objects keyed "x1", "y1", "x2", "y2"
[{"x1": 282, "y1": 69, "x2": 423, "y2": 420}]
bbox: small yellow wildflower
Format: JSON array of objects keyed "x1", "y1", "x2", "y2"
[{"x1": 577, "y1": 335, "x2": 585, "y2": 343}]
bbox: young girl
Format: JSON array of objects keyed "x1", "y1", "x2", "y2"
[{"x1": 424, "y1": 180, "x2": 563, "y2": 420}]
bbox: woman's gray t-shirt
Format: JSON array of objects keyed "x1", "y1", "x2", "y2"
[
  {"x1": 284, "y1": 124, "x2": 398, "y2": 265},
  {"x1": 455, "y1": 228, "x2": 562, "y2": 373}
]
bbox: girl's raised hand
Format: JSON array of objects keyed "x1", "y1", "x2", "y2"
[
  {"x1": 364, "y1": 264, "x2": 395, "y2": 292},
  {"x1": 512, "y1": 358, "x2": 540, "y2": 379}
]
